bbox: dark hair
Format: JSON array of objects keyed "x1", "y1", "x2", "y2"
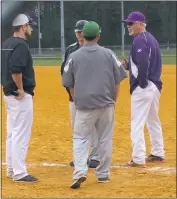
[
  {"x1": 83, "y1": 36, "x2": 97, "y2": 41},
  {"x1": 12, "y1": 25, "x2": 22, "y2": 32}
]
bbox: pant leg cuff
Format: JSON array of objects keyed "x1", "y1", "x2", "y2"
[
  {"x1": 133, "y1": 160, "x2": 146, "y2": 164},
  {"x1": 13, "y1": 172, "x2": 28, "y2": 181}
]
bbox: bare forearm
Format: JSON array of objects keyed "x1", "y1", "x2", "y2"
[
  {"x1": 12, "y1": 73, "x2": 23, "y2": 90},
  {"x1": 122, "y1": 58, "x2": 129, "y2": 70},
  {"x1": 115, "y1": 84, "x2": 120, "y2": 102}
]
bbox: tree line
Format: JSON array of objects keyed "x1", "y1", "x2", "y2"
[{"x1": 2, "y1": 1, "x2": 176, "y2": 48}]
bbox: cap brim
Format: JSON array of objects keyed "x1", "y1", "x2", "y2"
[
  {"x1": 75, "y1": 29, "x2": 82, "y2": 33},
  {"x1": 122, "y1": 19, "x2": 134, "y2": 23},
  {"x1": 122, "y1": 19, "x2": 146, "y2": 24},
  {"x1": 28, "y1": 21, "x2": 38, "y2": 27}
]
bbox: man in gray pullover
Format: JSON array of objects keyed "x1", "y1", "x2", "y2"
[{"x1": 62, "y1": 21, "x2": 127, "y2": 189}]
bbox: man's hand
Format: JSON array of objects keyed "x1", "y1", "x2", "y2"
[
  {"x1": 121, "y1": 57, "x2": 128, "y2": 70},
  {"x1": 12, "y1": 73, "x2": 24, "y2": 99},
  {"x1": 70, "y1": 88, "x2": 74, "y2": 100},
  {"x1": 15, "y1": 89, "x2": 25, "y2": 100}
]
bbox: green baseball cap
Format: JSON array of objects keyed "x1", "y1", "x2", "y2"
[{"x1": 83, "y1": 21, "x2": 101, "y2": 37}]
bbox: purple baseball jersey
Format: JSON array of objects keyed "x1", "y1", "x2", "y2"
[{"x1": 128, "y1": 31, "x2": 162, "y2": 94}]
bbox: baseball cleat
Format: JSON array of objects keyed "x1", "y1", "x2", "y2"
[
  {"x1": 69, "y1": 161, "x2": 74, "y2": 167},
  {"x1": 127, "y1": 160, "x2": 146, "y2": 168},
  {"x1": 97, "y1": 177, "x2": 110, "y2": 183},
  {"x1": 70, "y1": 176, "x2": 86, "y2": 189},
  {"x1": 88, "y1": 159, "x2": 100, "y2": 168},
  {"x1": 69, "y1": 160, "x2": 100, "y2": 168},
  {"x1": 146, "y1": 154, "x2": 165, "y2": 162},
  {"x1": 14, "y1": 175, "x2": 39, "y2": 183}
]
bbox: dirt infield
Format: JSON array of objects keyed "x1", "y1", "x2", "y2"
[{"x1": 1, "y1": 65, "x2": 176, "y2": 198}]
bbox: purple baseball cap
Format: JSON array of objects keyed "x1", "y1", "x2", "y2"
[{"x1": 122, "y1": 11, "x2": 146, "y2": 23}]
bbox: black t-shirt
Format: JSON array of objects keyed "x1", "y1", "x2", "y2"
[{"x1": 1, "y1": 36, "x2": 36, "y2": 96}]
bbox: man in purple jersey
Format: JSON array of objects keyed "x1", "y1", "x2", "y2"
[{"x1": 122, "y1": 11, "x2": 165, "y2": 168}]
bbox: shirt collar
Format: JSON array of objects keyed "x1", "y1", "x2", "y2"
[{"x1": 83, "y1": 42, "x2": 98, "y2": 47}]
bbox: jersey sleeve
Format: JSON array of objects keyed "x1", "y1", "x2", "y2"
[
  {"x1": 111, "y1": 52, "x2": 128, "y2": 84},
  {"x1": 60, "y1": 47, "x2": 70, "y2": 76},
  {"x1": 62, "y1": 55, "x2": 74, "y2": 88},
  {"x1": 9, "y1": 43, "x2": 28, "y2": 74}
]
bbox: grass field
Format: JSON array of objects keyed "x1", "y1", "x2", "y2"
[
  {"x1": 32, "y1": 46, "x2": 176, "y2": 66},
  {"x1": 1, "y1": 64, "x2": 176, "y2": 198},
  {"x1": 33, "y1": 56, "x2": 176, "y2": 66}
]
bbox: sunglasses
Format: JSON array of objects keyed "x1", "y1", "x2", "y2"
[
  {"x1": 127, "y1": 21, "x2": 143, "y2": 26},
  {"x1": 127, "y1": 22, "x2": 134, "y2": 26}
]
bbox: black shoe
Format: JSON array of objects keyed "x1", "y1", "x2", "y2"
[
  {"x1": 14, "y1": 175, "x2": 38, "y2": 183},
  {"x1": 70, "y1": 160, "x2": 100, "y2": 168},
  {"x1": 69, "y1": 161, "x2": 74, "y2": 167},
  {"x1": 98, "y1": 177, "x2": 110, "y2": 183},
  {"x1": 146, "y1": 154, "x2": 165, "y2": 162},
  {"x1": 70, "y1": 176, "x2": 86, "y2": 189},
  {"x1": 88, "y1": 160, "x2": 100, "y2": 168}
]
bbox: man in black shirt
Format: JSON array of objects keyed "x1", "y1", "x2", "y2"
[
  {"x1": 1, "y1": 13, "x2": 38, "y2": 182},
  {"x1": 61, "y1": 20, "x2": 100, "y2": 168}
]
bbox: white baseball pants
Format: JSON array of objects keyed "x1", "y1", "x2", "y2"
[
  {"x1": 69, "y1": 102, "x2": 99, "y2": 161},
  {"x1": 4, "y1": 93, "x2": 33, "y2": 180},
  {"x1": 131, "y1": 81, "x2": 165, "y2": 164}
]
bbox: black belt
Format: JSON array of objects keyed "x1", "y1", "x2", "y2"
[
  {"x1": 5, "y1": 91, "x2": 19, "y2": 96},
  {"x1": 5, "y1": 90, "x2": 33, "y2": 97}
]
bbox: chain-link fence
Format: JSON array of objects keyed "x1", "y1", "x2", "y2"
[{"x1": 31, "y1": 44, "x2": 176, "y2": 59}]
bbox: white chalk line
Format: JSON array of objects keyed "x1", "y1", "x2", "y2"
[{"x1": 2, "y1": 162, "x2": 176, "y2": 175}]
